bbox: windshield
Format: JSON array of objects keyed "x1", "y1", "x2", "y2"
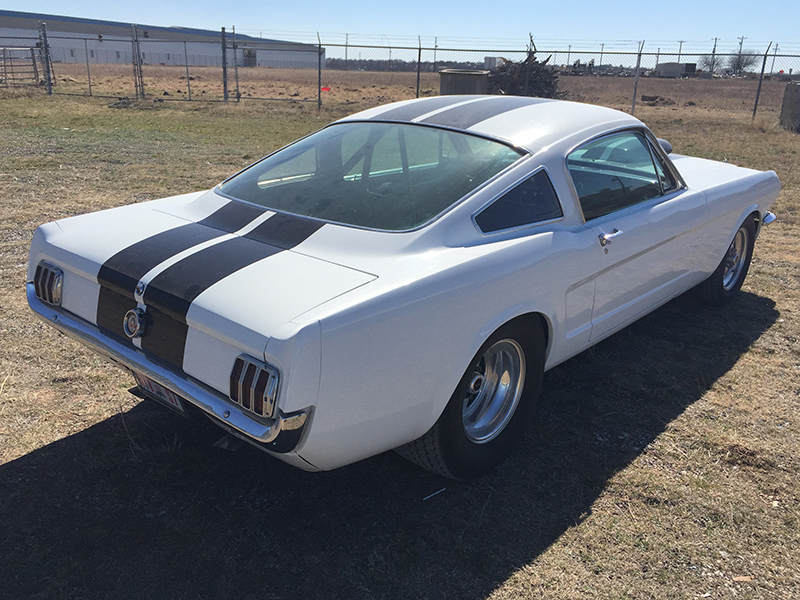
[{"x1": 217, "y1": 122, "x2": 524, "y2": 231}]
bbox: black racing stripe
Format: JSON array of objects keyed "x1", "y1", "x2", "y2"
[
  {"x1": 96, "y1": 286, "x2": 138, "y2": 345},
  {"x1": 140, "y1": 213, "x2": 323, "y2": 368},
  {"x1": 244, "y1": 212, "x2": 324, "y2": 249},
  {"x1": 140, "y1": 305, "x2": 189, "y2": 370},
  {"x1": 95, "y1": 287, "x2": 187, "y2": 371},
  {"x1": 367, "y1": 95, "x2": 477, "y2": 122},
  {"x1": 96, "y1": 201, "x2": 266, "y2": 297},
  {"x1": 419, "y1": 96, "x2": 547, "y2": 130},
  {"x1": 97, "y1": 224, "x2": 222, "y2": 296},
  {"x1": 95, "y1": 200, "x2": 269, "y2": 371},
  {"x1": 197, "y1": 200, "x2": 267, "y2": 231},
  {"x1": 142, "y1": 236, "x2": 281, "y2": 323}
]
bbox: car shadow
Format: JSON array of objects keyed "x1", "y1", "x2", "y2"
[{"x1": 0, "y1": 292, "x2": 778, "y2": 600}]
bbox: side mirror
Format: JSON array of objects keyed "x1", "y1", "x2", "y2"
[{"x1": 657, "y1": 138, "x2": 673, "y2": 154}]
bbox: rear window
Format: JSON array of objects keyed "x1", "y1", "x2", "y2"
[{"x1": 217, "y1": 122, "x2": 524, "y2": 231}]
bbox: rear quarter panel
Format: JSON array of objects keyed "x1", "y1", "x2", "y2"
[
  {"x1": 671, "y1": 155, "x2": 780, "y2": 272},
  {"x1": 291, "y1": 229, "x2": 594, "y2": 470}
]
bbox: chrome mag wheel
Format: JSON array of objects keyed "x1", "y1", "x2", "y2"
[
  {"x1": 461, "y1": 339, "x2": 526, "y2": 444},
  {"x1": 722, "y1": 226, "x2": 749, "y2": 291}
]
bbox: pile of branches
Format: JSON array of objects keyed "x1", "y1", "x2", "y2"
[{"x1": 488, "y1": 36, "x2": 564, "y2": 99}]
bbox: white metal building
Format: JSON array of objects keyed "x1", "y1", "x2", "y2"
[{"x1": 0, "y1": 10, "x2": 323, "y2": 69}]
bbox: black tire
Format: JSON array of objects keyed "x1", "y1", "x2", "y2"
[
  {"x1": 395, "y1": 317, "x2": 545, "y2": 479},
  {"x1": 699, "y1": 217, "x2": 756, "y2": 306}
]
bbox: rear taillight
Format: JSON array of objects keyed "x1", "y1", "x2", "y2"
[
  {"x1": 229, "y1": 356, "x2": 279, "y2": 419},
  {"x1": 34, "y1": 263, "x2": 63, "y2": 306}
]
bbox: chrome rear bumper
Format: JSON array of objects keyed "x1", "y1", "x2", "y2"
[{"x1": 26, "y1": 282, "x2": 308, "y2": 454}]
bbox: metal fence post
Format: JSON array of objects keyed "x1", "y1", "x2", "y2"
[
  {"x1": 317, "y1": 32, "x2": 322, "y2": 111},
  {"x1": 753, "y1": 42, "x2": 773, "y2": 119},
  {"x1": 131, "y1": 26, "x2": 138, "y2": 99},
  {"x1": 84, "y1": 38, "x2": 92, "y2": 96},
  {"x1": 416, "y1": 36, "x2": 421, "y2": 98},
  {"x1": 631, "y1": 40, "x2": 644, "y2": 116},
  {"x1": 221, "y1": 27, "x2": 228, "y2": 102},
  {"x1": 136, "y1": 27, "x2": 145, "y2": 98},
  {"x1": 525, "y1": 51, "x2": 531, "y2": 96},
  {"x1": 232, "y1": 26, "x2": 240, "y2": 101},
  {"x1": 38, "y1": 22, "x2": 53, "y2": 94},
  {"x1": 30, "y1": 47, "x2": 39, "y2": 82},
  {"x1": 184, "y1": 41, "x2": 192, "y2": 100},
  {"x1": 131, "y1": 24, "x2": 145, "y2": 100}
]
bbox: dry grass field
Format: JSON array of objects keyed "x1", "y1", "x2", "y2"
[
  {"x1": 49, "y1": 62, "x2": 443, "y2": 106},
  {"x1": 46, "y1": 62, "x2": 792, "y2": 117},
  {"x1": 0, "y1": 85, "x2": 798, "y2": 600}
]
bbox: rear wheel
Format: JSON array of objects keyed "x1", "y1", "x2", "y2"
[
  {"x1": 396, "y1": 318, "x2": 545, "y2": 479},
  {"x1": 699, "y1": 217, "x2": 756, "y2": 305}
]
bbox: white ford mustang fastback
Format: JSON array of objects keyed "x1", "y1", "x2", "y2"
[{"x1": 28, "y1": 96, "x2": 779, "y2": 478}]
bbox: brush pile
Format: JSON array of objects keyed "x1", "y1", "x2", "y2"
[{"x1": 488, "y1": 36, "x2": 564, "y2": 98}]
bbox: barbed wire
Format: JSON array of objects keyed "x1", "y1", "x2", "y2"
[{"x1": 233, "y1": 29, "x2": 800, "y2": 55}]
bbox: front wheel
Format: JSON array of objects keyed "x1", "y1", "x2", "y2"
[
  {"x1": 396, "y1": 318, "x2": 545, "y2": 479},
  {"x1": 699, "y1": 217, "x2": 756, "y2": 305}
]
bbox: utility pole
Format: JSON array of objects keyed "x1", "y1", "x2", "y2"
[
  {"x1": 710, "y1": 37, "x2": 718, "y2": 73},
  {"x1": 736, "y1": 35, "x2": 747, "y2": 74},
  {"x1": 599, "y1": 43, "x2": 604, "y2": 73},
  {"x1": 677, "y1": 40, "x2": 685, "y2": 63},
  {"x1": 733, "y1": 36, "x2": 747, "y2": 75},
  {"x1": 770, "y1": 43, "x2": 779, "y2": 75}
]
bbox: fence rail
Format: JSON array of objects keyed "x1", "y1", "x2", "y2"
[{"x1": 2, "y1": 25, "x2": 799, "y2": 121}]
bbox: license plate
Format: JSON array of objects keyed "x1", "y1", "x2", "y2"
[{"x1": 133, "y1": 372, "x2": 186, "y2": 416}]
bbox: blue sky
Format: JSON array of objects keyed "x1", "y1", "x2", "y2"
[{"x1": 3, "y1": 0, "x2": 797, "y2": 54}]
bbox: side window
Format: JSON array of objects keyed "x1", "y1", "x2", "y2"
[
  {"x1": 475, "y1": 169, "x2": 563, "y2": 233},
  {"x1": 647, "y1": 139, "x2": 679, "y2": 194},
  {"x1": 568, "y1": 131, "x2": 663, "y2": 221}
]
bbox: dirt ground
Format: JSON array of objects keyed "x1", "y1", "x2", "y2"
[{"x1": 45, "y1": 62, "x2": 793, "y2": 118}]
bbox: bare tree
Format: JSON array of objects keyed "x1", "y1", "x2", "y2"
[
  {"x1": 728, "y1": 50, "x2": 759, "y2": 75},
  {"x1": 699, "y1": 54, "x2": 721, "y2": 73}
]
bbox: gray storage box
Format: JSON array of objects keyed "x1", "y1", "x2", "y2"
[
  {"x1": 439, "y1": 69, "x2": 490, "y2": 95},
  {"x1": 780, "y1": 83, "x2": 800, "y2": 132}
]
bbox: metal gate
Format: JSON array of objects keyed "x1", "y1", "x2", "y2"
[{"x1": 0, "y1": 47, "x2": 40, "y2": 86}]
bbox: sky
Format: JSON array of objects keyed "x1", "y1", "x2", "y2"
[{"x1": 2, "y1": 0, "x2": 797, "y2": 55}]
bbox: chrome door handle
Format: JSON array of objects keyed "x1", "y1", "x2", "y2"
[{"x1": 599, "y1": 228, "x2": 623, "y2": 247}]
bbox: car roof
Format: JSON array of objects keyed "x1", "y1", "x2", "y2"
[{"x1": 337, "y1": 95, "x2": 644, "y2": 154}]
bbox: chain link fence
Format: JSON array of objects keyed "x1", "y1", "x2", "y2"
[
  {"x1": 3, "y1": 26, "x2": 799, "y2": 122},
  {"x1": 553, "y1": 48, "x2": 796, "y2": 119}
]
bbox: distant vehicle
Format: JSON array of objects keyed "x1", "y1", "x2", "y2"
[{"x1": 28, "y1": 96, "x2": 779, "y2": 478}]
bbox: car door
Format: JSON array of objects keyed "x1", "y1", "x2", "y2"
[{"x1": 567, "y1": 130, "x2": 707, "y2": 341}]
